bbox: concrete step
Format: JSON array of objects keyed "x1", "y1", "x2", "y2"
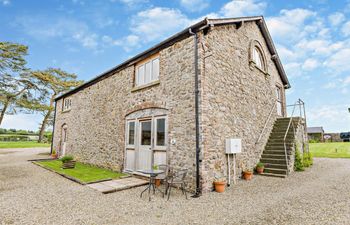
[
  {"x1": 261, "y1": 154, "x2": 290, "y2": 160},
  {"x1": 267, "y1": 138, "x2": 294, "y2": 143},
  {"x1": 263, "y1": 167, "x2": 288, "y2": 175},
  {"x1": 263, "y1": 163, "x2": 288, "y2": 169},
  {"x1": 260, "y1": 158, "x2": 287, "y2": 164},
  {"x1": 259, "y1": 172, "x2": 287, "y2": 178},
  {"x1": 263, "y1": 150, "x2": 292, "y2": 155}
]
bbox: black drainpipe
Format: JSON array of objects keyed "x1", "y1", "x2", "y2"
[
  {"x1": 50, "y1": 101, "x2": 57, "y2": 155},
  {"x1": 189, "y1": 28, "x2": 201, "y2": 197}
]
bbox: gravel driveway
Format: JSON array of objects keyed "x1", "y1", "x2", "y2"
[{"x1": 1, "y1": 148, "x2": 350, "y2": 225}]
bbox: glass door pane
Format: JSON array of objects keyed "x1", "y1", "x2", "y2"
[
  {"x1": 141, "y1": 121, "x2": 152, "y2": 146},
  {"x1": 156, "y1": 118, "x2": 165, "y2": 146}
]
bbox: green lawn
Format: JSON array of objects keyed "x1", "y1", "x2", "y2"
[
  {"x1": 35, "y1": 160, "x2": 125, "y2": 183},
  {"x1": 309, "y1": 142, "x2": 350, "y2": 158},
  {"x1": 0, "y1": 141, "x2": 50, "y2": 148}
]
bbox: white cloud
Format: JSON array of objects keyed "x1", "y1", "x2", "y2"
[
  {"x1": 341, "y1": 21, "x2": 350, "y2": 37},
  {"x1": 324, "y1": 48, "x2": 350, "y2": 73},
  {"x1": 180, "y1": 0, "x2": 209, "y2": 12},
  {"x1": 220, "y1": 0, "x2": 266, "y2": 18},
  {"x1": 1, "y1": 0, "x2": 10, "y2": 5},
  {"x1": 114, "y1": 0, "x2": 148, "y2": 8},
  {"x1": 328, "y1": 12, "x2": 345, "y2": 26},
  {"x1": 266, "y1": 8, "x2": 316, "y2": 42},
  {"x1": 302, "y1": 58, "x2": 319, "y2": 71},
  {"x1": 284, "y1": 62, "x2": 302, "y2": 78},
  {"x1": 130, "y1": 7, "x2": 191, "y2": 42}
]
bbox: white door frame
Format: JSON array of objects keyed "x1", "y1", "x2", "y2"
[{"x1": 124, "y1": 115, "x2": 168, "y2": 175}]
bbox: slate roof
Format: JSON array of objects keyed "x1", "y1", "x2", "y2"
[{"x1": 307, "y1": 127, "x2": 324, "y2": 134}]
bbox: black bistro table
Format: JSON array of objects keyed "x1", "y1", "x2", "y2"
[{"x1": 137, "y1": 169, "x2": 165, "y2": 201}]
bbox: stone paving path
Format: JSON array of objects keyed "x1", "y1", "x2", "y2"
[{"x1": 87, "y1": 177, "x2": 148, "y2": 193}]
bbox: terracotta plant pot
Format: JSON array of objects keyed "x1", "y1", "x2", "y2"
[
  {"x1": 51, "y1": 154, "x2": 57, "y2": 159},
  {"x1": 243, "y1": 171, "x2": 253, "y2": 180},
  {"x1": 155, "y1": 179, "x2": 161, "y2": 187},
  {"x1": 213, "y1": 181, "x2": 226, "y2": 193},
  {"x1": 256, "y1": 167, "x2": 264, "y2": 174}
]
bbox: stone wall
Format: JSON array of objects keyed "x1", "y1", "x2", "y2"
[
  {"x1": 199, "y1": 22, "x2": 287, "y2": 191},
  {"x1": 53, "y1": 36, "x2": 199, "y2": 190},
  {"x1": 290, "y1": 118, "x2": 308, "y2": 173}
]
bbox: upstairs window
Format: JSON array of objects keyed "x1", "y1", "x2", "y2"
[
  {"x1": 249, "y1": 40, "x2": 268, "y2": 74},
  {"x1": 135, "y1": 55, "x2": 159, "y2": 86},
  {"x1": 63, "y1": 98, "x2": 72, "y2": 112}
]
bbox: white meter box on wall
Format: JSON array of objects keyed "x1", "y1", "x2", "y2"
[{"x1": 225, "y1": 138, "x2": 241, "y2": 154}]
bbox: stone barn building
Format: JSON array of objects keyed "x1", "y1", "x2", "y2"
[{"x1": 52, "y1": 16, "x2": 307, "y2": 193}]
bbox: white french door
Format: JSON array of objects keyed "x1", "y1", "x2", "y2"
[{"x1": 124, "y1": 116, "x2": 167, "y2": 174}]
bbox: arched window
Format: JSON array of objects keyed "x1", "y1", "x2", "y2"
[{"x1": 249, "y1": 40, "x2": 268, "y2": 74}]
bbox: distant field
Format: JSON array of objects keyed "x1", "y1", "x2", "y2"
[
  {"x1": 309, "y1": 142, "x2": 350, "y2": 158},
  {"x1": 0, "y1": 141, "x2": 50, "y2": 149}
]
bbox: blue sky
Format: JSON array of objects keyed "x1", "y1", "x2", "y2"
[{"x1": 1, "y1": 0, "x2": 350, "y2": 132}]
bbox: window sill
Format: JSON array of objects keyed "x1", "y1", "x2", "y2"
[
  {"x1": 131, "y1": 80, "x2": 160, "y2": 92},
  {"x1": 249, "y1": 61, "x2": 269, "y2": 76}
]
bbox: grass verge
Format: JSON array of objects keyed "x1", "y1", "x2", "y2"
[
  {"x1": 309, "y1": 142, "x2": 350, "y2": 158},
  {"x1": 35, "y1": 160, "x2": 126, "y2": 183},
  {"x1": 0, "y1": 141, "x2": 50, "y2": 149}
]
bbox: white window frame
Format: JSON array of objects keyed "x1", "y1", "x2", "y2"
[
  {"x1": 62, "y1": 98, "x2": 72, "y2": 112},
  {"x1": 135, "y1": 55, "x2": 159, "y2": 87},
  {"x1": 126, "y1": 120, "x2": 136, "y2": 148},
  {"x1": 154, "y1": 116, "x2": 167, "y2": 150}
]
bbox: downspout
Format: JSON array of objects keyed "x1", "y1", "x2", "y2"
[
  {"x1": 50, "y1": 101, "x2": 57, "y2": 155},
  {"x1": 189, "y1": 28, "x2": 201, "y2": 197}
]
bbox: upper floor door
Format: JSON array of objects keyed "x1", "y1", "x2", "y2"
[{"x1": 276, "y1": 86, "x2": 283, "y2": 117}]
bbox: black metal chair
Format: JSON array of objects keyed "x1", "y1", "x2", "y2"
[
  {"x1": 165, "y1": 169, "x2": 188, "y2": 200},
  {"x1": 156, "y1": 164, "x2": 171, "y2": 193}
]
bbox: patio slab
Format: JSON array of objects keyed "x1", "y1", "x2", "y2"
[{"x1": 87, "y1": 177, "x2": 148, "y2": 193}]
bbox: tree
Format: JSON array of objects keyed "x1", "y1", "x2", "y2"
[
  {"x1": 30, "y1": 68, "x2": 83, "y2": 142},
  {"x1": 0, "y1": 42, "x2": 36, "y2": 126}
]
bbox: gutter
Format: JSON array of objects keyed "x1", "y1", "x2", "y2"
[
  {"x1": 50, "y1": 101, "x2": 57, "y2": 154},
  {"x1": 189, "y1": 28, "x2": 201, "y2": 197}
]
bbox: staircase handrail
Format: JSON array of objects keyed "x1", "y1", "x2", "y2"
[{"x1": 256, "y1": 101, "x2": 276, "y2": 145}]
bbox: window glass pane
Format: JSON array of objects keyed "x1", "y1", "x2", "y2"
[
  {"x1": 145, "y1": 62, "x2": 152, "y2": 84},
  {"x1": 137, "y1": 65, "x2": 145, "y2": 86},
  {"x1": 152, "y1": 58, "x2": 159, "y2": 81},
  {"x1": 128, "y1": 121, "x2": 135, "y2": 145},
  {"x1": 156, "y1": 118, "x2": 165, "y2": 146},
  {"x1": 253, "y1": 48, "x2": 263, "y2": 69},
  {"x1": 141, "y1": 121, "x2": 152, "y2": 145}
]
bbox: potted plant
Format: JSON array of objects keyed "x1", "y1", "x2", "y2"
[
  {"x1": 152, "y1": 165, "x2": 161, "y2": 187},
  {"x1": 51, "y1": 150, "x2": 58, "y2": 159},
  {"x1": 213, "y1": 174, "x2": 226, "y2": 193},
  {"x1": 243, "y1": 169, "x2": 253, "y2": 180},
  {"x1": 256, "y1": 162, "x2": 264, "y2": 174},
  {"x1": 61, "y1": 155, "x2": 76, "y2": 169}
]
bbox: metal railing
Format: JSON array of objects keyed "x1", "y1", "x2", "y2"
[
  {"x1": 284, "y1": 99, "x2": 307, "y2": 174},
  {"x1": 256, "y1": 102, "x2": 276, "y2": 145}
]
